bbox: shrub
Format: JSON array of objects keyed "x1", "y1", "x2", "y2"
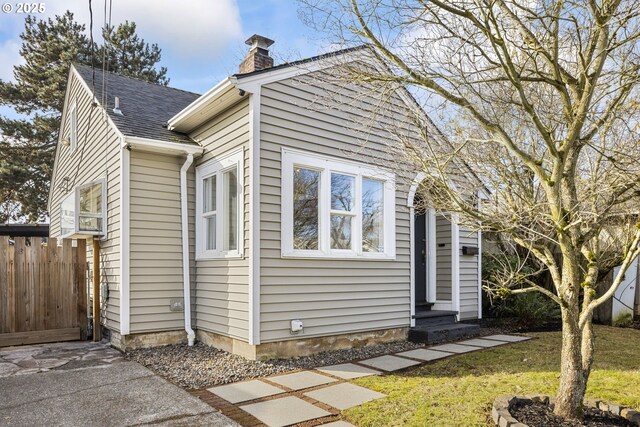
[{"x1": 492, "y1": 292, "x2": 561, "y2": 331}]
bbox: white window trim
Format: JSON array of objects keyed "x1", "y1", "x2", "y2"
[
  {"x1": 60, "y1": 177, "x2": 107, "y2": 239},
  {"x1": 69, "y1": 99, "x2": 78, "y2": 152},
  {"x1": 282, "y1": 148, "x2": 396, "y2": 260},
  {"x1": 195, "y1": 148, "x2": 244, "y2": 260}
]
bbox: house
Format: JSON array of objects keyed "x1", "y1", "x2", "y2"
[{"x1": 47, "y1": 35, "x2": 482, "y2": 360}]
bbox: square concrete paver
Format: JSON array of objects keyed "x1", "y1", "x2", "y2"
[
  {"x1": 458, "y1": 338, "x2": 508, "y2": 348},
  {"x1": 396, "y1": 348, "x2": 452, "y2": 361},
  {"x1": 483, "y1": 334, "x2": 531, "y2": 342},
  {"x1": 240, "y1": 395, "x2": 331, "y2": 427},
  {"x1": 358, "y1": 355, "x2": 421, "y2": 372},
  {"x1": 429, "y1": 343, "x2": 482, "y2": 353},
  {"x1": 267, "y1": 371, "x2": 338, "y2": 390},
  {"x1": 305, "y1": 382, "x2": 386, "y2": 411},
  {"x1": 208, "y1": 380, "x2": 285, "y2": 404},
  {"x1": 317, "y1": 363, "x2": 381, "y2": 379}
]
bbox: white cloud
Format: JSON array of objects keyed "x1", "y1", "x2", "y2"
[
  {"x1": 0, "y1": 39, "x2": 22, "y2": 82},
  {"x1": 45, "y1": 0, "x2": 243, "y2": 59}
]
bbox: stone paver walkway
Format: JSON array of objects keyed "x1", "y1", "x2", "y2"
[
  {"x1": 195, "y1": 333, "x2": 531, "y2": 427},
  {"x1": 0, "y1": 340, "x2": 123, "y2": 377}
]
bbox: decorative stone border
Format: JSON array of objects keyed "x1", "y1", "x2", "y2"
[{"x1": 492, "y1": 395, "x2": 640, "y2": 427}]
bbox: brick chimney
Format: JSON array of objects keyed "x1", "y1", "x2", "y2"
[{"x1": 239, "y1": 34, "x2": 275, "y2": 74}]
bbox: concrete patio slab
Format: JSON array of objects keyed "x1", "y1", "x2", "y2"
[
  {"x1": 429, "y1": 343, "x2": 482, "y2": 353},
  {"x1": 0, "y1": 359, "x2": 236, "y2": 426},
  {"x1": 321, "y1": 421, "x2": 357, "y2": 426},
  {"x1": 316, "y1": 363, "x2": 381, "y2": 379},
  {"x1": 267, "y1": 370, "x2": 338, "y2": 390},
  {"x1": 483, "y1": 334, "x2": 531, "y2": 342},
  {"x1": 208, "y1": 380, "x2": 285, "y2": 404},
  {"x1": 458, "y1": 338, "x2": 508, "y2": 348},
  {"x1": 304, "y1": 382, "x2": 386, "y2": 411},
  {"x1": 358, "y1": 355, "x2": 421, "y2": 371},
  {"x1": 396, "y1": 348, "x2": 452, "y2": 361},
  {"x1": 240, "y1": 396, "x2": 331, "y2": 427}
]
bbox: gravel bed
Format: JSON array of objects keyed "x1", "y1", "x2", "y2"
[{"x1": 125, "y1": 340, "x2": 423, "y2": 389}]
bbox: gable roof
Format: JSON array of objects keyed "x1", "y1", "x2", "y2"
[
  {"x1": 233, "y1": 45, "x2": 368, "y2": 80},
  {"x1": 74, "y1": 64, "x2": 200, "y2": 145}
]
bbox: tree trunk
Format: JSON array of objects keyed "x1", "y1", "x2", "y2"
[{"x1": 553, "y1": 308, "x2": 589, "y2": 419}]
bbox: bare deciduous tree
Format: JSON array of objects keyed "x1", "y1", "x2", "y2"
[{"x1": 301, "y1": 0, "x2": 640, "y2": 420}]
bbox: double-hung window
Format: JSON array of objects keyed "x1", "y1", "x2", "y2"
[
  {"x1": 282, "y1": 149, "x2": 395, "y2": 259},
  {"x1": 196, "y1": 149, "x2": 244, "y2": 259}
]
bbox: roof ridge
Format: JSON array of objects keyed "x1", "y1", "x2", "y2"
[
  {"x1": 72, "y1": 63, "x2": 201, "y2": 96},
  {"x1": 233, "y1": 44, "x2": 371, "y2": 79}
]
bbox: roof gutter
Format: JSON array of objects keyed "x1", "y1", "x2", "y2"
[
  {"x1": 167, "y1": 77, "x2": 235, "y2": 131},
  {"x1": 124, "y1": 136, "x2": 204, "y2": 156}
]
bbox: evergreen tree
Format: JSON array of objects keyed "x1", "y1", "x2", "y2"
[
  {"x1": 100, "y1": 21, "x2": 169, "y2": 85},
  {"x1": 0, "y1": 11, "x2": 169, "y2": 222}
]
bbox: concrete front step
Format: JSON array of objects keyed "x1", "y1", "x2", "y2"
[
  {"x1": 413, "y1": 310, "x2": 458, "y2": 326},
  {"x1": 408, "y1": 323, "x2": 481, "y2": 344}
]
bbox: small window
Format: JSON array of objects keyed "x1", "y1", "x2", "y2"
[
  {"x1": 196, "y1": 149, "x2": 244, "y2": 259},
  {"x1": 69, "y1": 101, "x2": 77, "y2": 152},
  {"x1": 293, "y1": 167, "x2": 320, "y2": 250},
  {"x1": 60, "y1": 179, "x2": 106, "y2": 238},
  {"x1": 282, "y1": 149, "x2": 396, "y2": 259}
]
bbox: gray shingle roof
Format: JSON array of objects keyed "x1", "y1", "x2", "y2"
[{"x1": 74, "y1": 64, "x2": 200, "y2": 145}]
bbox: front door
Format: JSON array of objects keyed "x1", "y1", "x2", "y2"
[{"x1": 414, "y1": 211, "x2": 427, "y2": 303}]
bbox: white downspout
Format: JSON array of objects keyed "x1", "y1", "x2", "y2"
[{"x1": 180, "y1": 153, "x2": 196, "y2": 346}]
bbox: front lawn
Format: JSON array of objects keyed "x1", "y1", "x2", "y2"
[{"x1": 346, "y1": 326, "x2": 640, "y2": 426}]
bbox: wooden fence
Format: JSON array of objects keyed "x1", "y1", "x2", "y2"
[{"x1": 0, "y1": 237, "x2": 87, "y2": 347}]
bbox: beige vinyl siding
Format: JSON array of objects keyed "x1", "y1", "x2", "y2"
[
  {"x1": 190, "y1": 99, "x2": 250, "y2": 341},
  {"x1": 48, "y1": 70, "x2": 121, "y2": 332},
  {"x1": 435, "y1": 215, "x2": 453, "y2": 301},
  {"x1": 458, "y1": 226, "x2": 480, "y2": 319},
  {"x1": 259, "y1": 76, "x2": 415, "y2": 343},
  {"x1": 128, "y1": 151, "x2": 191, "y2": 333}
]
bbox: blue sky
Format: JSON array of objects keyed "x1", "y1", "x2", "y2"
[{"x1": 0, "y1": 0, "x2": 329, "y2": 103}]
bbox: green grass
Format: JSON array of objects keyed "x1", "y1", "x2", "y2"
[{"x1": 345, "y1": 326, "x2": 640, "y2": 427}]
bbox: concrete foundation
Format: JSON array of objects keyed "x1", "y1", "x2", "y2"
[
  {"x1": 109, "y1": 330, "x2": 187, "y2": 351},
  {"x1": 110, "y1": 327, "x2": 409, "y2": 360},
  {"x1": 198, "y1": 327, "x2": 409, "y2": 360}
]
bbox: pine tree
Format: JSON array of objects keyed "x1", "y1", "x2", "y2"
[
  {"x1": 100, "y1": 21, "x2": 169, "y2": 85},
  {"x1": 0, "y1": 11, "x2": 169, "y2": 222}
]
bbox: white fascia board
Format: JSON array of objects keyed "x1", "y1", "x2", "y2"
[
  {"x1": 124, "y1": 136, "x2": 204, "y2": 156},
  {"x1": 167, "y1": 77, "x2": 234, "y2": 130},
  {"x1": 232, "y1": 49, "x2": 371, "y2": 93}
]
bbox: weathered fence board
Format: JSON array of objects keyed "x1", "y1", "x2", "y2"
[{"x1": 0, "y1": 237, "x2": 87, "y2": 346}]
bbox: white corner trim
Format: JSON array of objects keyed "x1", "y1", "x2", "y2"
[
  {"x1": 409, "y1": 207, "x2": 416, "y2": 328},
  {"x1": 427, "y1": 209, "x2": 437, "y2": 302},
  {"x1": 477, "y1": 228, "x2": 483, "y2": 320},
  {"x1": 119, "y1": 138, "x2": 130, "y2": 335},
  {"x1": 248, "y1": 90, "x2": 261, "y2": 345},
  {"x1": 125, "y1": 136, "x2": 204, "y2": 156},
  {"x1": 452, "y1": 214, "x2": 461, "y2": 321}
]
